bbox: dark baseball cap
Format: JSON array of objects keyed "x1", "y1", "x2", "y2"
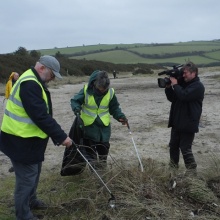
[{"x1": 39, "y1": 55, "x2": 62, "y2": 79}]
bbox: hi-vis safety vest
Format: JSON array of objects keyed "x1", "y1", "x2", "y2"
[
  {"x1": 81, "y1": 85, "x2": 114, "y2": 126},
  {"x1": 1, "y1": 69, "x2": 49, "y2": 138}
]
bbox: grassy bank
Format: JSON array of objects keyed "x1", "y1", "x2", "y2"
[{"x1": 1, "y1": 156, "x2": 220, "y2": 220}]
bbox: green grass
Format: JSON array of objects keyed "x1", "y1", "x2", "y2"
[
  {"x1": 204, "y1": 51, "x2": 220, "y2": 60},
  {"x1": 128, "y1": 43, "x2": 220, "y2": 54},
  {"x1": 0, "y1": 176, "x2": 15, "y2": 220},
  {"x1": 71, "y1": 50, "x2": 150, "y2": 64},
  {"x1": 71, "y1": 50, "x2": 218, "y2": 65},
  {"x1": 39, "y1": 44, "x2": 145, "y2": 55},
  {"x1": 37, "y1": 40, "x2": 220, "y2": 66},
  {"x1": 150, "y1": 55, "x2": 217, "y2": 65}
]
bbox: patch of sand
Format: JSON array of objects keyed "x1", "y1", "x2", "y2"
[{"x1": 1, "y1": 69, "x2": 220, "y2": 177}]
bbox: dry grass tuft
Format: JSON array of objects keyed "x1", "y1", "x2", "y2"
[{"x1": 1, "y1": 157, "x2": 220, "y2": 219}]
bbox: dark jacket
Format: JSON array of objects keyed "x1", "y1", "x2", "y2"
[
  {"x1": 70, "y1": 70, "x2": 125, "y2": 142},
  {"x1": 165, "y1": 76, "x2": 205, "y2": 133},
  {"x1": 0, "y1": 67, "x2": 67, "y2": 164}
]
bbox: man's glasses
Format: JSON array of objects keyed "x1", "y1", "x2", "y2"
[
  {"x1": 45, "y1": 67, "x2": 55, "y2": 79},
  {"x1": 49, "y1": 70, "x2": 55, "y2": 79}
]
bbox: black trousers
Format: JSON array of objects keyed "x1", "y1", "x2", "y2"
[
  {"x1": 169, "y1": 128, "x2": 197, "y2": 169},
  {"x1": 83, "y1": 139, "x2": 110, "y2": 167}
]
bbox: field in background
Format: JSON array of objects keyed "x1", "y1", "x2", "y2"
[{"x1": 39, "y1": 40, "x2": 220, "y2": 66}]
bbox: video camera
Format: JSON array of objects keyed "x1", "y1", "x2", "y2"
[{"x1": 157, "y1": 64, "x2": 183, "y2": 88}]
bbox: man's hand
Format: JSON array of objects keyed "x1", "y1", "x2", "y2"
[
  {"x1": 170, "y1": 77, "x2": 178, "y2": 86},
  {"x1": 62, "y1": 137, "x2": 73, "y2": 148},
  {"x1": 119, "y1": 117, "x2": 128, "y2": 125}
]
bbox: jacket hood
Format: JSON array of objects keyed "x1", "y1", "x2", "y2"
[
  {"x1": 88, "y1": 70, "x2": 100, "y2": 88},
  {"x1": 8, "y1": 72, "x2": 16, "y2": 80},
  {"x1": 88, "y1": 70, "x2": 104, "y2": 90}
]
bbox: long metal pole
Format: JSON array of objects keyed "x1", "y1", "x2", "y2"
[
  {"x1": 127, "y1": 123, "x2": 144, "y2": 172},
  {"x1": 76, "y1": 146, "x2": 116, "y2": 208},
  {"x1": 76, "y1": 147, "x2": 113, "y2": 195}
]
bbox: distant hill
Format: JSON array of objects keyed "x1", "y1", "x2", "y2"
[
  {"x1": 1, "y1": 40, "x2": 220, "y2": 82},
  {"x1": 38, "y1": 40, "x2": 220, "y2": 66},
  {"x1": 0, "y1": 52, "x2": 159, "y2": 82}
]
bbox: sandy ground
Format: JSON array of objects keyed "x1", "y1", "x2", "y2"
[{"x1": 1, "y1": 68, "x2": 220, "y2": 177}]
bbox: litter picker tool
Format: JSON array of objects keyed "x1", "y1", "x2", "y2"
[
  {"x1": 126, "y1": 122, "x2": 144, "y2": 172},
  {"x1": 71, "y1": 142, "x2": 116, "y2": 208}
]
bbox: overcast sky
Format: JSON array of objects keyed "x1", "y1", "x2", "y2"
[{"x1": 1, "y1": 0, "x2": 219, "y2": 54}]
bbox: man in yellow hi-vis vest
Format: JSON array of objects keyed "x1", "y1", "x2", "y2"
[
  {"x1": 0, "y1": 55, "x2": 72, "y2": 220},
  {"x1": 71, "y1": 70, "x2": 127, "y2": 169}
]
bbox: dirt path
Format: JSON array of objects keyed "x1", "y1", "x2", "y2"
[{"x1": 1, "y1": 69, "x2": 220, "y2": 177}]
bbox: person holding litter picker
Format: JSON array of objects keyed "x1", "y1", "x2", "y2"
[
  {"x1": 0, "y1": 55, "x2": 72, "y2": 220},
  {"x1": 165, "y1": 61, "x2": 205, "y2": 176},
  {"x1": 70, "y1": 70, "x2": 127, "y2": 169}
]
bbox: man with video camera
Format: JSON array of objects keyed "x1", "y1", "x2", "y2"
[{"x1": 165, "y1": 61, "x2": 205, "y2": 175}]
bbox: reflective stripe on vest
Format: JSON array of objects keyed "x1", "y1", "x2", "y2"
[
  {"x1": 81, "y1": 84, "x2": 114, "y2": 126},
  {"x1": 1, "y1": 69, "x2": 49, "y2": 138}
]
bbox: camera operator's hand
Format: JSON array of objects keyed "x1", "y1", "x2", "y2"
[{"x1": 170, "y1": 77, "x2": 178, "y2": 86}]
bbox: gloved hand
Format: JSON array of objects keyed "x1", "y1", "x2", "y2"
[
  {"x1": 74, "y1": 108, "x2": 81, "y2": 116},
  {"x1": 119, "y1": 117, "x2": 128, "y2": 125}
]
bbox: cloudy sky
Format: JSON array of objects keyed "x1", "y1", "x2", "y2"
[{"x1": 1, "y1": 0, "x2": 219, "y2": 54}]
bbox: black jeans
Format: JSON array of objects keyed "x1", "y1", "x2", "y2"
[
  {"x1": 169, "y1": 128, "x2": 197, "y2": 169},
  {"x1": 83, "y1": 139, "x2": 110, "y2": 169}
]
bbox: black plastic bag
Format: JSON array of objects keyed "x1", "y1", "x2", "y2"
[{"x1": 60, "y1": 115, "x2": 87, "y2": 176}]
